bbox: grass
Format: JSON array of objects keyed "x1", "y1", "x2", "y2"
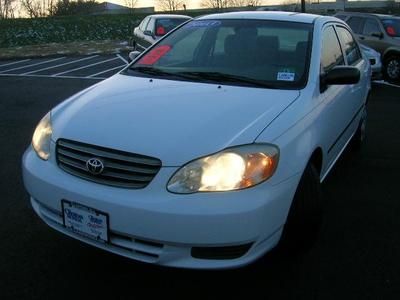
[{"x1": 0, "y1": 14, "x2": 146, "y2": 48}]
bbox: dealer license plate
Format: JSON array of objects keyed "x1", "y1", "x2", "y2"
[{"x1": 62, "y1": 200, "x2": 109, "y2": 243}]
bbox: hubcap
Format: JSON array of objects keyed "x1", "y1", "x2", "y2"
[{"x1": 387, "y1": 58, "x2": 400, "y2": 79}]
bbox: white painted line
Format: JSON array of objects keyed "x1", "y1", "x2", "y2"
[
  {"x1": 53, "y1": 57, "x2": 119, "y2": 76},
  {"x1": 0, "y1": 57, "x2": 66, "y2": 73},
  {"x1": 0, "y1": 59, "x2": 31, "y2": 68},
  {"x1": 86, "y1": 65, "x2": 125, "y2": 78},
  {"x1": 22, "y1": 55, "x2": 99, "y2": 75},
  {"x1": 117, "y1": 54, "x2": 128, "y2": 65},
  {"x1": 0, "y1": 73, "x2": 105, "y2": 80},
  {"x1": 373, "y1": 80, "x2": 400, "y2": 88}
]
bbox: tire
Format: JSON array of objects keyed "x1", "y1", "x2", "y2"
[
  {"x1": 278, "y1": 163, "x2": 322, "y2": 253},
  {"x1": 383, "y1": 55, "x2": 400, "y2": 84},
  {"x1": 351, "y1": 106, "x2": 367, "y2": 150}
]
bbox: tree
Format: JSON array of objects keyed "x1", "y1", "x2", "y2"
[
  {"x1": 157, "y1": 0, "x2": 184, "y2": 11},
  {"x1": 0, "y1": 0, "x2": 17, "y2": 19},
  {"x1": 230, "y1": 0, "x2": 261, "y2": 7},
  {"x1": 20, "y1": 0, "x2": 53, "y2": 17},
  {"x1": 200, "y1": 0, "x2": 231, "y2": 9},
  {"x1": 125, "y1": 0, "x2": 138, "y2": 13}
]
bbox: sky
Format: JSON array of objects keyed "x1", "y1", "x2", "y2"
[{"x1": 110, "y1": 0, "x2": 283, "y2": 10}]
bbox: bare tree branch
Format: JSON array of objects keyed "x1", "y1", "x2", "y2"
[{"x1": 157, "y1": 0, "x2": 184, "y2": 12}]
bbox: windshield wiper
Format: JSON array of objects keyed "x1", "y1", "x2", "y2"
[
  {"x1": 177, "y1": 71, "x2": 276, "y2": 88},
  {"x1": 129, "y1": 66, "x2": 175, "y2": 77}
]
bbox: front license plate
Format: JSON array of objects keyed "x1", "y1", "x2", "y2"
[{"x1": 62, "y1": 200, "x2": 109, "y2": 243}]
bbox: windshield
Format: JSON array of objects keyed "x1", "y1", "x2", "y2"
[
  {"x1": 127, "y1": 19, "x2": 313, "y2": 89},
  {"x1": 381, "y1": 18, "x2": 400, "y2": 37}
]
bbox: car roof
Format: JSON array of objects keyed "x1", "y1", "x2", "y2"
[
  {"x1": 198, "y1": 11, "x2": 321, "y2": 24},
  {"x1": 149, "y1": 14, "x2": 191, "y2": 20}
]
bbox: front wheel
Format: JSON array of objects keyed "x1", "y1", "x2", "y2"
[
  {"x1": 384, "y1": 55, "x2": 400, "y2": 84},
  {"x1": 278, "y1": 163, "x2": 322, "y2": 252}
]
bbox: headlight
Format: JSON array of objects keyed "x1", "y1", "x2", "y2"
[
  {"x1": 32, "y1": 112, "x2": 52, "y2": 160},
  {"x1": 167, "y1": 144, "x2": 279, "y2": 194}
]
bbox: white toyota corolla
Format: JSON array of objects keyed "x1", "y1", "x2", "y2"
[{"x1": 23, "y1": 12, "x2": 371, "y2": 269}]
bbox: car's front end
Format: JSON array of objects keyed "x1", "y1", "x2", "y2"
[{"x1": 23, "y1": 13, "x2": 318, "y2": 269}]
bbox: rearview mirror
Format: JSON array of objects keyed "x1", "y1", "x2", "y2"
[{"x1": 320, "y1": 66, "x2": 360, "y2": 92}]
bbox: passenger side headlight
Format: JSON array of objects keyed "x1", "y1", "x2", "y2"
[
  {"x1": 32, "y1": 112, "x2": 52, "y2": 160},
  {"x1": 167, "y1": 144, "x2": 279, "y2": 194}
]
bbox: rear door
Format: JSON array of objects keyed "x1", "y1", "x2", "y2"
[{"x1": 360, "y1": 17, "x2": 387, "y2": 54}]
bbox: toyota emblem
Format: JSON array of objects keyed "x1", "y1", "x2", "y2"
[{"x1": 86, "y1": 158, "x2": 104, "y2": 175}]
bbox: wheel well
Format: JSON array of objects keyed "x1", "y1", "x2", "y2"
[
  {"x1": 309, "y1": 148, "x2": 323, "y2": 175},
  {"x1": 383, "y1": 50, "x2": 400, "y2": 63}
]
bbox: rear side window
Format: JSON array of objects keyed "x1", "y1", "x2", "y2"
[
  {"x1": 381, "y1": 19, "x2": 400, "y2": 37},
  {"x1": 347, "y1": 17, "x2": 365, "y2": 34},
  {"x1": 321, "y1": 26, "x2": 344, "y2": 73},
  {"x1": 363, "y1": 19, "x2": 381, "y2": 35},
  {"x1": 336, "y1": 26, "x2": 362, "y2": 65}
]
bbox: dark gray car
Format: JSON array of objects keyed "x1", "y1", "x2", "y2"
[
  {"x1": 131, "y1": 14, "x2": 191, "y2": 52},
  {"x1": 334, "y1": 12, "x2": 400, "y2": 83}
]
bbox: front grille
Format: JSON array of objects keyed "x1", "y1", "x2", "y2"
[
  {"x1": 56, "y1": 139, "x2": 162, "y2": 189},
  {"x1": 191, "y1": 243, "x2": 253, "y2": 260}
]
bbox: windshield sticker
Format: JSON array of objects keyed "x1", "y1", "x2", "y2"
[
  {"x1": 137, "y1": 45, "x2": 171, "y2": 65},
  {"x1": 277, "y1": 72, "x2": 295, "y2": 81},
  {"x1": 185, "y1": 20, "x2": 221, "y2": 28}
]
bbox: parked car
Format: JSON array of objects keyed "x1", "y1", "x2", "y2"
[
  {"x1": 23, "y1": 12, "x2": 371, "y2": 269},
  {"x1": 130, "y1": 14, "x2": 191, "y2": 52},
  {"x1": 334, "y1": 12, "x2": 400, "y2": 83},
  {"x1": 360, "y1": 44, "x2": 382, "y2": 79}
]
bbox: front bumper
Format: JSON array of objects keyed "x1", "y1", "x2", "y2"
[{"x1": 23, "y1": 145, "x2": 300, "y2": 269}]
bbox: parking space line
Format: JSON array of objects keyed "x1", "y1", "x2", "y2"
[
  {"x1": 22, "y1": 55, "x2": 99, "y2": 75},
  {"x1": 0, "y1": 57, "x2": 66, "y2": 73},
  {"x1": 0, "y1": 59, "x2": 31, "y2": 68},
  {"x1": 373, "y1": 80, "x2": 400, "y2": 88},
  {"x1": 86, "y1": 65, "x2": 125, "y2": 78},
  {"x1": 0, "y1": 73, "x2": 105, "y2": 80},
  {"x1": 52, "y1": 57, "x2": 120, "y2": 76},
  {"x1": 117, "y1": 54, "x2": 128, "y2": 65}
]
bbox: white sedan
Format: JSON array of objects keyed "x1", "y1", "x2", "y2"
[{"x1": 23, "y1": 12, "x2": 371, "y2": 269}]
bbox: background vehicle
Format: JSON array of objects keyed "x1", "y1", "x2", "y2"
[
  {"x1": 130, "y1": 14, "x2": 191, "y2": 52},
  {"x1": 334, "y1": 12, "x2": 400, "y2": 83},
  {"x1": 360, "y1": 44, "x2": 382, "y2": 79}
]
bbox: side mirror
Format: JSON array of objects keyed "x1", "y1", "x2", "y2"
[
  {"x1": 371, "y1": 32, "x2": 383, "y2": 39},
  {"x1": 128, "y1": 51, "x2": 141, "y2": 63},
  {"x1": 320, "y1": 66, "x2": 360, "y2": 92}
]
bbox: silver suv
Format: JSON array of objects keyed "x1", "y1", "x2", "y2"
[{"x1": 335, "y1": 12, "x2": 400, "y2": 83}]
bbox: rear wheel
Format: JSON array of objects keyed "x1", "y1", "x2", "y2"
[
  {"x1": 278, "y1": 163, "x2": 322, "y2": 252},
  {"x1": 384, "y1": 55, "x2": 400, "y2": 84}
]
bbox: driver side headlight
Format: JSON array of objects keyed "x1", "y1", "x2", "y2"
[
  {"x1": 167, "y1": 144, "x2": 279, "y2": 194},
  {"x1": 32, "y1": 112, "x2": 52, "y2": 160}
]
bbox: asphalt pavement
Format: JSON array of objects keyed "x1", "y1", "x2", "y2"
[{"x1": 0, "y1": 70, "x2": 400, "y2": 299}]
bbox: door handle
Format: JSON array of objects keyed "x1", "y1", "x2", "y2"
[{"x1": 359, "y1": 36, "x2": 365, "y2": 40}]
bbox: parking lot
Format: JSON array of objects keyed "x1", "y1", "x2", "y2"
[
  {"x1": 0, "y1": 54, "x2": 128, "y2": 80},
  {"x1": 1, "y1": 56, "x2": 400, "y2": 299}
]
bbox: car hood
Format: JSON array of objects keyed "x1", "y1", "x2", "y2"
[{"x1": 52, "y1": 74, "x2": 299, "y2": 166}]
